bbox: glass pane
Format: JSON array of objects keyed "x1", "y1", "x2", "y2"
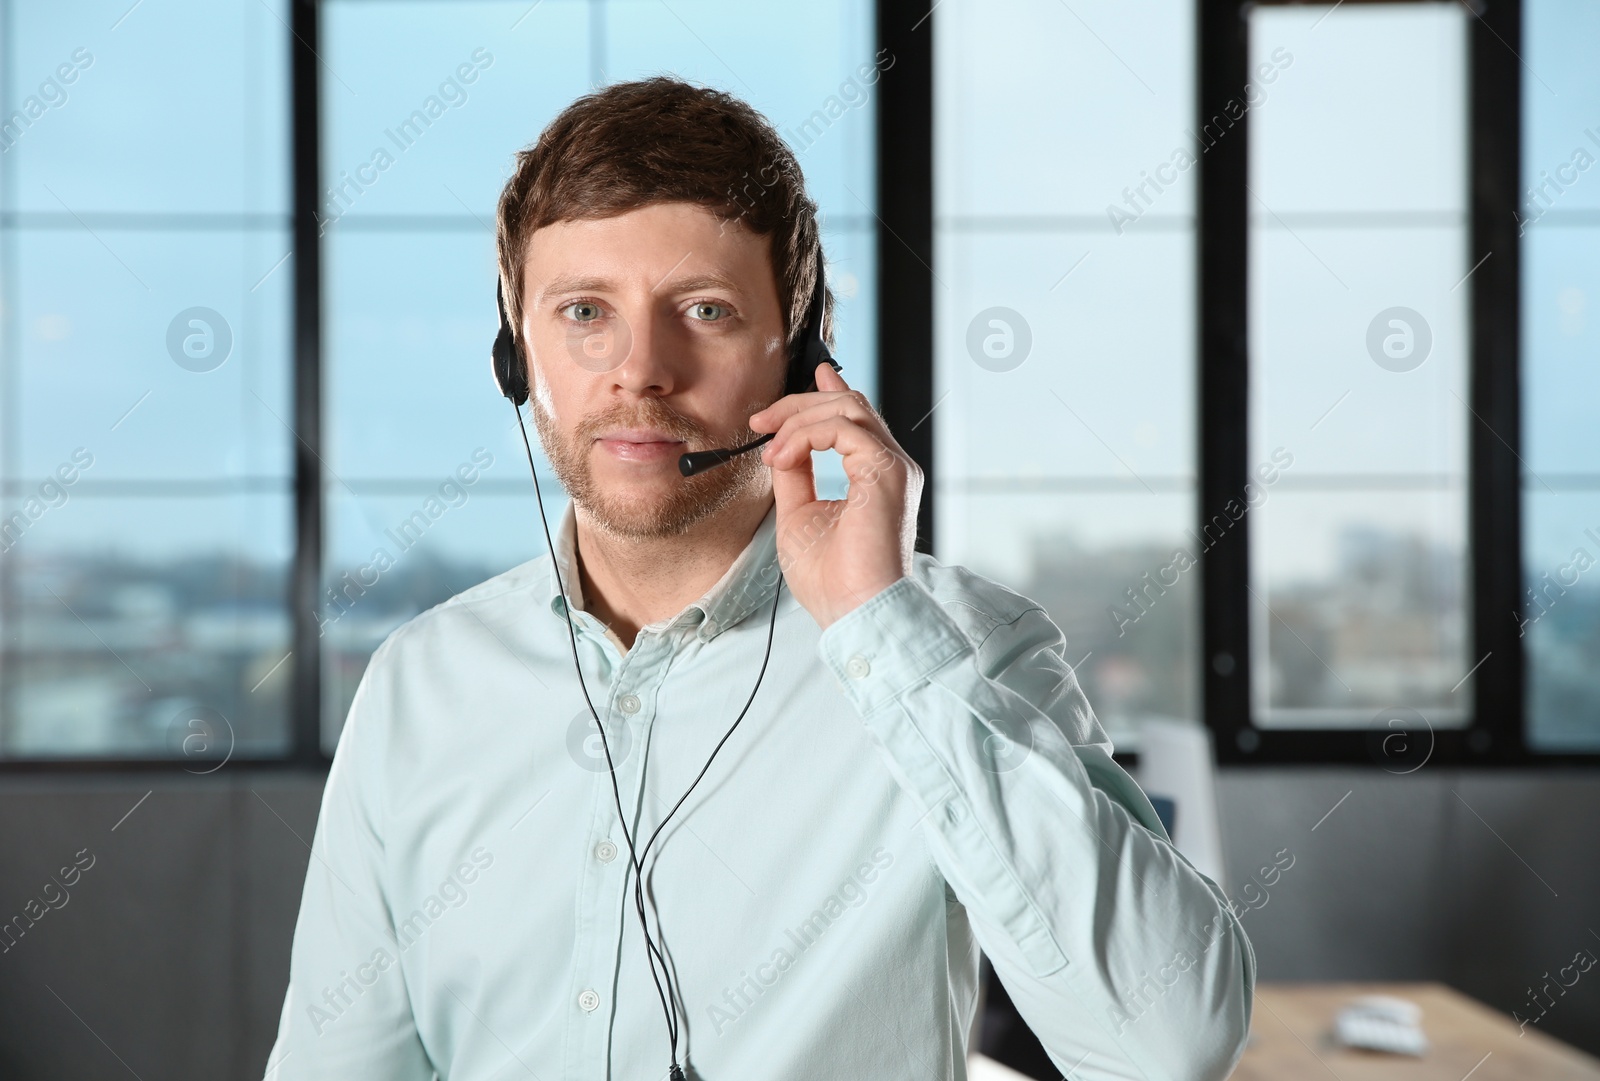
[
  {"x1": 935, "y1": 232, "x2": 1193, "y2": 482},
  {"x1": 1247, "y1": 3, "x2": 1472, "y2": 728},
  {"x1": 1, "y1": 0, "x2": 293, "y2": 758},
  {"x1": 14, "y1": 229, "x2": 295, "y2": 482},
  {"x1": 935, "y1": 0, "x2": 1196, "y2": 749},
  {"x1": 6, "y1": 0, "x2": 290, "y2": 214},
  {"x1": 1522, "y1": 492, "x2": 1600, "y2": 752},
  {"x1": 1521, "y1": 0, "x2": 1600, "y2": 752},
  {"x1": 935, "y1": 0, "x2": 1194, "y2": 218},
  {"x1": 322, "y1": 0, "x2": 879, "y2": 743},
  {"x1": 325, "y1": 230, "x2": 511, "y2": 480},
  {"x1": 2, "y1": 495, "x2": 292, "y2": 758}
]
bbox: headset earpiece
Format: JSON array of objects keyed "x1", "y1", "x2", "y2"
[
  {"x1": 784, "y1": 259, "x2": 841, "y2": 396},
  {"x1": 492, "y1": 279, "x2": 529, "y2": 406}
]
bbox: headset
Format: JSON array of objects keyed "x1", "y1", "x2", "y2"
[{"x1": 491, "y1": 256, "x2": 840, "y2": 1080}]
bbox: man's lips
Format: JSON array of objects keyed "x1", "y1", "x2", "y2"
[{"x1": 594, "y1": 428, "x2": 689, "y2": 463}]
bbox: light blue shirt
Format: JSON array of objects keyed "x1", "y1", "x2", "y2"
[{"x1": 266, "y1": 501, "x2": 1254, "y2": 1080}]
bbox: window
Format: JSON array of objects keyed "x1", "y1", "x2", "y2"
[
  {"x1": 6, "y1": 0, "x2": 1598, "y2": 765},
  {"x1": 1192, "y1": 0, "x2": 1597, "y2": 764},
  {"x1": 1246, "y1": 4, "x2": 1472, "y2": 728},
  {"x1": 0, "y1": 0, "x2": 294, "y2": 760},
  {"x1": 1520, "y1": 0, "x2": 1600, "y2": 752},
  {"x1": 934, "y1": 0, "x2": 1198, "y2": 749}
]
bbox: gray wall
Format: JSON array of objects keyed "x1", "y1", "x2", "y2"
[
  {"x1": 1215, "y1": 768, "x2": 1600, "y2": 1055},
  {"x1": 0, "y1": 767, "x2": 1595, "y2": 1078},
  {"x1": 0, "y1": 774, "x2": 321, "y2": 1079}
]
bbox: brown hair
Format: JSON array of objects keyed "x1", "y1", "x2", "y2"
[{"x1": 495, "y1": 76, "x2": 830, "y2": 367}]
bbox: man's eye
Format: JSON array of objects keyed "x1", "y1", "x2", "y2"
[
  {"x1": 689, "y1": 302, "x2": 729, "y2": 322},
  {"x1": 562, "y1": 302, "x2": 601, "y2": 323}
]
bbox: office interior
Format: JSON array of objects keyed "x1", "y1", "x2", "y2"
[{"x1": 1, "y1": 0, "x2": 1597, "y2": 1078}]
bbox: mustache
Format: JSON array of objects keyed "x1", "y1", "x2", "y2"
[{"x1": 575, "y1": 400, "x2": 746, "y2": 445}]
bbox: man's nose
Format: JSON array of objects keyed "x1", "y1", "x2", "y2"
[{"x1": 606, "y1": 303, "x2": 679, "y2": 395}]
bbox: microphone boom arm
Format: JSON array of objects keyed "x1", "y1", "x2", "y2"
[{"x1": 677, "y1": 431, "x2": 775, "y2": 477}]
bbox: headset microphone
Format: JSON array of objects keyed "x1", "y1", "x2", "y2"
[{"x1": 489, "y1": 254, "x2": 833, "y2": 1080}]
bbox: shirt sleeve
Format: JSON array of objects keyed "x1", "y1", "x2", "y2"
[
  {"x1": 264, "y1": 635, "x2": 436, "y2": 1081},
  {"x1": 816, "y1": 574, "x2": 1255, "y2": 1081}
]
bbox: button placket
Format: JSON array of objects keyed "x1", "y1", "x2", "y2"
[{"x1": 565, "y1": 758, "x2": 627, "y2": 1077}]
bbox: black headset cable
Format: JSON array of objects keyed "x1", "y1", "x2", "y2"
[{"x1": 510, "y1": 398, "x2": 781, "y2": 1080}]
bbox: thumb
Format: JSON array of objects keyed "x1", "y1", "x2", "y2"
[{"x1": 814, "y1": 361, "x2": 848, "y2": 393}]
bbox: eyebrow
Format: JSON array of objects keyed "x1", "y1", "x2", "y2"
[
  {"x1": 658, "y1": 273, "x2": 743, "y2": 296},
  {"x1": 534, "y1": 275, "x2": 611, "y2": 306},
  {"x1": 534, "y1": 271, "x2": 745, "y2": 306}
]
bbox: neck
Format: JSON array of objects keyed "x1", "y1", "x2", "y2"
[{"x1": 572, "y1": 489, "x2": 773, "y2": 652}]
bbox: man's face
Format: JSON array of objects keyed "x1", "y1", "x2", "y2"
[{"x1": 519, "y1": 201, "x2": 789, "y2": 539}]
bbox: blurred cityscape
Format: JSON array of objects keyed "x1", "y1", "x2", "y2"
[
  {"x1": 1255, "y1": 526, "x2": 1470, "y2": 726},
  {"x1": 0, "y1": 548, "x2": 500, "y2": 757},
  {"x1": 2, "y1": 551, "x2": 292, "y2": 758},
  {"x1": 986, "y1": 522, "x2": 1561, "y2": 742},
  {"x1": 1, "y1": 523, "x2": 1595, "y2": 757},
  {"x1": 1010, "y1": 533, "x2": 1200, "y2": 743},
  {"x1": 1525, "y1": 577, "x2": 1600, "y2": 751}
]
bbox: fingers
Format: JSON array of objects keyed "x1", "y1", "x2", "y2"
[
  {"x1": 766, "y1": 393, "x2": 888, "y2": 451},
  {"x1": 753, "y1": 368, "x2": 906, "y2": 468},
  {"x1": 748, "y1": 363, "x2": 856, "y2": 432},
  {"x1": 761, "y1": 413, "x2": 900, "y2": 479}
]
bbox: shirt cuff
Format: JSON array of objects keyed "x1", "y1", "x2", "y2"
[{"x1": 816, "y1": 575, "x2": 973, "y2": 716}]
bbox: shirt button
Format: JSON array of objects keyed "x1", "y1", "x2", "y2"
[
  {"x1": 618, "y1": 694, "x2": 641, "y2": 715},
  {"x1": 577, "y1": 989, "x2": 601, "y2": 1012},
  {"x1": 595, "y1": 840, "x2": 617, "y2": 863},
  {"x1": 702, "y1": 619, "x2": 718, "y2": 637},
  {"x1": 846, "y1": 655, "x2": 871, "y2": 679}
]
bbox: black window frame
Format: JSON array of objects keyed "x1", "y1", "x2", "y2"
[
  {"x1": 4, "y1": 0, "x2": 1592, "y2": 770},
  {"x1": 1196, "y1": 0, "x2": 1595, "y2": 765}
]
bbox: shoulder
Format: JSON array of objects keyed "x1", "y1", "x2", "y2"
[{"x1": 907, "y1": 550, "x2": 1053, "y2": 649}]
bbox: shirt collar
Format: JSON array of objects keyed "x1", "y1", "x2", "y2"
[{"x1": 546, "y1": 500, "x2": 782, "y2": 643}]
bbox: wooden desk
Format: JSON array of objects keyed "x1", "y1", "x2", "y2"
[{"x1": 1232, "y1": 983, "x2": 1600, "y2": 1080}]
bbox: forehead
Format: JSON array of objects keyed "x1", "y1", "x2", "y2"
[{"x1": 520, "y1": 202, "x2": 777, "y2": 302}]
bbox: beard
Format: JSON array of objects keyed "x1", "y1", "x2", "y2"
[{"x1": 530, "y1": 391, "x2": 775, "y2": 540}]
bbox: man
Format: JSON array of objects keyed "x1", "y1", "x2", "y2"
[{"x1": 267, "y1": 77, "x2": 1254, "y2": 1080}]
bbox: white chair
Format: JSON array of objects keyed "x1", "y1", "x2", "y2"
[{"x1": 1132, "y1": 718, "x2": 1228, "y2": 892}]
